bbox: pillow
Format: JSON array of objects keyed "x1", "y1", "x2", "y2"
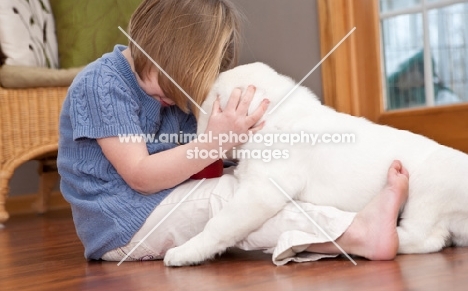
[
  {"x1": 0, "y1": 65, "x2": 84, "y2": 88},
  {"x1": 49, "y1": 0, "x2": 142, "y2": 69},
  {"x1": 0, "y1": 0, "x2": 58, "y2": 68}
]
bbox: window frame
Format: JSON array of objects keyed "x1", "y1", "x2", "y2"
[{"x1": 317, "y1": 0, "x2": 468, "y2": 153}]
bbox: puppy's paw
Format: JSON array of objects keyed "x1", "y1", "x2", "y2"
[{"x1": 164, "y1": 245, "x2": 206, "y2": 267}]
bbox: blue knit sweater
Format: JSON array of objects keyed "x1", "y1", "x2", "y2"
[{"x1": 58, "y1": 45, "x2": 197, "y2": 260}]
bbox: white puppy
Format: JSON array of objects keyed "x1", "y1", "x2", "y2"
[{"x1": 164, "y1": 62, "x2": 468, "y2": 266}]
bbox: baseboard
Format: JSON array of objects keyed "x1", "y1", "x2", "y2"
[{"x1": 6, "y1": 191, "x2": 70, "y2": 216}]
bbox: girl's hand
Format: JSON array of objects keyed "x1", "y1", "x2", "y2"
[{"x1": 204, "y1": 85, "x2": 270, "y2": 150}]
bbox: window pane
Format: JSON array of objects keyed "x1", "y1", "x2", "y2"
[
  {"x1": 382, "y1": 13, "x2": 426, "y2": 110},
  {"x1": 428, "y1": 3, "x2": 468, "y2": 105},
  {"x1": 380, "y1": 0, "x2": 420, "y2": 13}
]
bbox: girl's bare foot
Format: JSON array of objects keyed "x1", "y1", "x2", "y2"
[
  {"x1": 342, "y1": 160, "x2": 409, "y2": 260},
  {"x1": 306, "y1": 160, "x2": 409, "y2": 260}
]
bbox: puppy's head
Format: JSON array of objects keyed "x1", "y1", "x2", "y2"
[{"x1": 197, "y1": 62, "x2": 295, "y2": 134}]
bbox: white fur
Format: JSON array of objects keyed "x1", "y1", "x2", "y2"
[{"x1": 164, "y1": 62, "x2": 468, "y2": 266}]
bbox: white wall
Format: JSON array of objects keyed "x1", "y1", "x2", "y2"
[
  {"x1": 9, "y1": 161, "x2": 40, "y2": 196},
  {"x1": 233, "y1": 0, "x2": 323, "y2": 97}
]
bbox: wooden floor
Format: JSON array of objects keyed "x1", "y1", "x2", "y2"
[{"x1": 1, "y1": 209, "x2": 468, "y2": 291}]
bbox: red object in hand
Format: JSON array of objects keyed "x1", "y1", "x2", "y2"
[{"x1": 190, "y1": 159, "x2": 224, "y2": 180}]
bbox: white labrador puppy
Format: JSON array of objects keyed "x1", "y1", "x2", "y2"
[{"x1": 164, "y1": 62, "x2": 468, "y2": 266}]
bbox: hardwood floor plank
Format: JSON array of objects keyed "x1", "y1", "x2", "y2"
[{"x1": 1, "y1": 209, "x2": 468, "y2": 291}]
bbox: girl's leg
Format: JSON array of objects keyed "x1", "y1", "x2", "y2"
[
  {"x1": 103, "y1": 160, "x2": 409, "y2": 263},
  {"x1": 101, "y1": 174, "x2": 237, "y2": 261}
]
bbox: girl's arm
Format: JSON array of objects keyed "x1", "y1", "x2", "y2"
[{"x1": 97, "y1": 86, "x2": 269, "y2": 195}]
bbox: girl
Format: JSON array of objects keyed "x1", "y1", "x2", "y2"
[{"x1": 58, "y1": 0, "x2": 409, "y2": 265}]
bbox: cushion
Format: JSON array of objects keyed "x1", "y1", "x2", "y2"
[
  {"x1": 0, "y1": 65, "x2": 83, "y2": 88},
  {"x1": 49, "y1": 0, "x2": 142, "y2": 69},
  {"x1": 0, "y1": 45, "x2": 6, "y2": 66},
  {"x1": 0, "y1": 0, "x2": 58, "y2": 68}
]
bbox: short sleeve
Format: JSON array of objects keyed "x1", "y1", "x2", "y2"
[{"x1": 69, "y1": 66, "x2": 144, "y2": 141}]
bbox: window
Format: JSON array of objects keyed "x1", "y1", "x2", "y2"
[{"x1": 380, "y1": 0, "x2": 468, "y2": 110}]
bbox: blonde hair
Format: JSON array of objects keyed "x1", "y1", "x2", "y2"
[{"x1": 128, "y1": 0, "x2": 242, "y2": 118}]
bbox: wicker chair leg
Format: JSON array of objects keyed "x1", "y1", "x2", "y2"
[
  {"x1": 0, "y1": 176, "x2": 10, "y2": 224},
  {"x1": 33, "y1": 159, "x2": 59, "y2": 214}
]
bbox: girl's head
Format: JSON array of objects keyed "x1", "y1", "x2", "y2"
[{"x1": 128, "y1": 0, "x2": 242, "y2": 117}]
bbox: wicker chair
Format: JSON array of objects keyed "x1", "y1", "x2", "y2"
[
  {"x1": 0, "y1": 0, "x2": 134, "y2": 224},
  {"x1": 0, "y1": 86, "x2": 68, "y2": 223}
]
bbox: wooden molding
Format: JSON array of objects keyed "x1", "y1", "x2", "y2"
[
  {"x1": 6, "y1": 191, "x2": 69, "y2": 216},
  {"x1": 379, "y1": 104, "x2": 468, "y2": 153},
  {"x1": 317, "y1": 0, "x2": 383, "y2": 121}
]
